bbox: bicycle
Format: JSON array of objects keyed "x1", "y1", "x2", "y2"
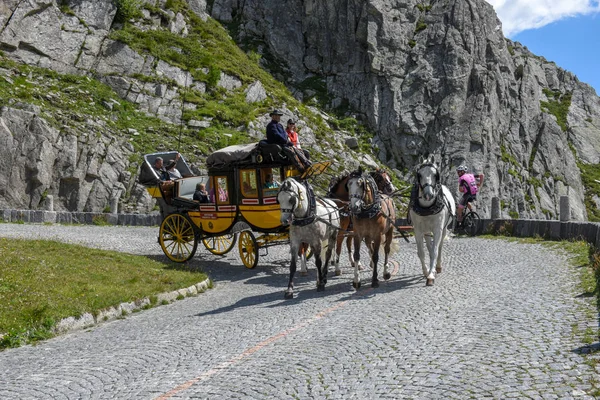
[{"x1": 456, "y1": 200, "x2": 481, "y2": 237}]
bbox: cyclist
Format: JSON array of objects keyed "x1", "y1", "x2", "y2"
[{"x1": 456, "y1": 165, "x2": 484, "y2": 225}]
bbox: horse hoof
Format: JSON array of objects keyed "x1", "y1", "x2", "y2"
[
  {"x1": 371, "y1": 280, "x2": 379, "y2": 288},
  {"x1": 352, "y1": 281, "x2": 361, "y2": 290},
  {"x1": 284, "y1": 290, "x2": 294, "y2": 299},
  {"x1": 335, "y1": 269, "x2": 341, "y2": 276},
  {"x1": 426, "y1": 278, "x2": 434, "y2": 286},
  {"x1": 317, "y1": 284, "x2": 325, "y2": 292},
  {"x1": 436, "y1": 267, "x2": 442, "y2": 274},
  {"x1": 300, "y1": 271, "x2": 308, "y2": 277},
  {"x1": 383, "y1": 272, "x2": 391, "y2": 281}
]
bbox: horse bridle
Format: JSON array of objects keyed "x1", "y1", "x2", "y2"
[
  {"x1": 371, "y1": 170, "x2": 393, "y2": 195},
  {"x1": 277, "y1": 180, "x2": 302, "y2": 214},
  {"x1": 349, "y1": 173, "x2": 381, "y2": 215},
  {"x1": 278, "y1": 180, "x2": 317, "y2": 226},
  {"x1": 416, "y1": 163, "x2": 441, "y2": 195}
]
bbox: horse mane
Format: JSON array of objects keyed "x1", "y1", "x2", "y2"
[
  {"x1": 327, "y1": 170, "x2": 351, "y2": 194},
  {"x1": 348, "y1": 166, "x2": 363, "y2": 180}
]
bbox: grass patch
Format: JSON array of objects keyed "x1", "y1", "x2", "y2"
[
  {"x1": 0, "y1": 238, "x2": 207, "y2": 349},
  {"x1": 500, "y1": 144, "x2": 519, "y2": 167},
  {"x1": 578, "y1": 162, "x2": 600, "y2": 222},
  {"x1": 540, "y1": 89, "x2": 572, "y2": 131},
  {"x1": 415, "y1": 18, "x2": 427, "y2": 33}
]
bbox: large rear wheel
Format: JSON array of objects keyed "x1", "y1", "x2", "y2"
[
  {"x1": 159, "y1": 213, "x2": 198, "y2": 262},
  {"x1": 203, "y1": 233, "x2": 237, "y2": 255},
  {"x1": 238, "y1": 231, "x2": 259, "y2": 269},
  {"x1": 463, "y1": 212, "x2": 481, "y2": 237}
]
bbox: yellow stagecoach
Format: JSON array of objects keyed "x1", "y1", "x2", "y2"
[{"x1": 139, "y1": 142, "x2": 329, "y2": 268}]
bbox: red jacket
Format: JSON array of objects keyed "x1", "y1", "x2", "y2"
[{"x1": 286, "y1": 128, "x2": 300, "y2": 148}]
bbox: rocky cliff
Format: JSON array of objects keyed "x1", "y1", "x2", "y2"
[
  {"x1": 210, "y1": 0, "x2": 600, "y2": 220},
  {"x1": 1, "y1": 0, "x2": 600, "y2": 220}
]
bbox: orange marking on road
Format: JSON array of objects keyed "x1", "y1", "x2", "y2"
[{"x1": 155, "y1": 300, "x2": 348, "y2": 400}]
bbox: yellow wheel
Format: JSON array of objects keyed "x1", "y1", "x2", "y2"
[
  {"x1": 238, "y1": 231, "x2": 258, "y2": 269},
  {"x1": 305, "y1": 245, "x2": 313, "y2": 260},
  {"x1": 203, "y1": 233, "x2": 237, "y2": 255},
  {"x1": 159, "y1": 213, "x2": 198, "y2": 263}
]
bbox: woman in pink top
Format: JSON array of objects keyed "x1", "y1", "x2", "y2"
[{"x1": 456, "y1": 165, "x2": 484, "y2": 223}]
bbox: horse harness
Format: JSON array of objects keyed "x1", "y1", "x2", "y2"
[
  {"x1": 280, "y1": 180, "x2": 338, "y2": 227},
  {"x1": 349, "y1": 172, "x2": 382, "y2": 219},
  {"x1": 409, "y1": 183, "x2": 447, "y2": 216},
  {"x1": 409, "y1": 163, "x2": 452, "y2": 217}
]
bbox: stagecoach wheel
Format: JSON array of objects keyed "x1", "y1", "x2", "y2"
[
  {"x1": 463, "y1": 212, "x2": 481, "y2": 237},
  {"x1": 304, "y1": 245, "x2": 313, "y2": 260},
  {"x1": 203, "y1": 233, "x2": 237, "y2": 255},
  {"x1": 159, "y1": 213, "x2": 198, "y2": 263},
  {"x1": 239, "y1": 231, "x2": 259, "y2": 269}
]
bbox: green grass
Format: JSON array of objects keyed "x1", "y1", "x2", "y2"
[
  {"x1": 0, "y1": 238, "x2": 207, "y2": 349},
  {"x1": 540, "y1": 90, "x2": 572, "y2": 131},
  {"x1": 578, "y1": 162, "x2": 600, "y2": 222},
  {"x1": 415, "y1": 18, "x2": 427, "y2": 33}
]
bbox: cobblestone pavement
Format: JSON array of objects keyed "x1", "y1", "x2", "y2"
[{"x1": 0, "y1": 224, "x2": 598, "y2": 399}]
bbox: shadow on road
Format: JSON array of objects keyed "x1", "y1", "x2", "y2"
[{"x1": 194, "y1": 269, "x2": 424, "y2": 317}]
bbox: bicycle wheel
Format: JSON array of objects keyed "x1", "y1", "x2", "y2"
[
  {"x1": 203, "y1": 233, "x2": 237, "y2": 255},
  {"x1": 462, "y1": 212, "x2": 481, "y2": 237}
]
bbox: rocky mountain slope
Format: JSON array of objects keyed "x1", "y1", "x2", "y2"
[
  {"x1": 209, "y1": 0, "x2": 600, "y2": 221},
  {"x1": 1, "y1": 0, "x2": 600, "y2": 221},
  {"x1": 0, "y1": 0, "x2": 382, "y2": 214}
]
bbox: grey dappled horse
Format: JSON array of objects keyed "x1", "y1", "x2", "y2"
[
  {"x1": 408, "y1": 155, "x2": 456, "y2": 286},
  {"x1": 278, "y1": 178, "x2": 341, "y2": 299},
  {"x1": 346, "y1": 167, "x2": 397, "y2": 289}
]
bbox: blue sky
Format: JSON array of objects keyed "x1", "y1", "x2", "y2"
[{"x1": 486, "y1": 0, "x2": 600, "y2": 94}]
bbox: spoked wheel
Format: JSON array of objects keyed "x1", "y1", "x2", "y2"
[
  {"x1": 305, "y1": 245, "x2": 313, "y2": 260},
  {"x1": 238, "y1": 231, "x2": 259, "y2": 269},
  {"x1": 203, "y1": 233, "x2": 237, "y2": 255},
  {"x1": 159, "y1": 213, "x2": 198, "y2": 262},
  {"x1": 463, "y1": 212, "x2": 481, "y2": 237}
]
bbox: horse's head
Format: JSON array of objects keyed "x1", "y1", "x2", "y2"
[
  {"x1": 347, "y1": 170, "x2": 376, "y2": 214},
  {"x1": 415, "y1": 158, "x2": 440, "y2": 202},
  {"x1": 327, "y1": 171, "x2": 351, "y2": 201},
  {"x1": 371, "y1": 168, "x2": 395, "y2": 195},
  {"x1": 277, "y1": 178, "x2": 304, "y2": 225}
]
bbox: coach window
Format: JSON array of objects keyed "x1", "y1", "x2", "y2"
[
  {"x1": 240, "y1": 169, "x2": 257, "y2": 198},
  {"x1": 215, "y1": 176, "x2": 229, "y2": 204}
]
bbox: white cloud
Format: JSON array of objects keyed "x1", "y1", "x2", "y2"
[{"x1": 486, "y1": 0, "x2": 600, "y2": 36}]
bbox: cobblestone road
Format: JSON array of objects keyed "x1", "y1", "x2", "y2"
[{"x1": 0, "y1": 224, "x2": 598, "y2": 399}]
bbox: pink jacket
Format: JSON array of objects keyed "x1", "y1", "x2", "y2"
[{"x1": 459, "y1": 173, "x2": 478, "y2": 195}]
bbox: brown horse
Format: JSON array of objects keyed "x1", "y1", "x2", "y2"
[
  {"x1": 326, "y1": 168, "x2": 396, "y2": 277},
  {"x1": 346, "y1": 167, "x2": 397, "y2": 289}
]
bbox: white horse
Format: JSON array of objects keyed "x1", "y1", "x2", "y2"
[
  {"x1": 278, "y1": 178, "x2": 341, "y2": 299},
  {"x1": 408, "y1": 155, "x2": 456, "y2": 286}
]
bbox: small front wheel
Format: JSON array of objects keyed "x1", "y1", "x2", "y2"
[
  {"x1": 462, "y1": 212, "x2": 481, "y2": 237},
  {"x1": 159, "y1": 213, "x2": 198, "y2": 262},
  {"x1": 203, "y1": 233, "x2": 237, "y2": 255},
  {"x1": 238, "y1": 231, "x2": 259, "y2": 269}
]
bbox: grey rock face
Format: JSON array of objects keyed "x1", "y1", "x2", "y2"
[
  {"x1": 0, "y1": 0, "x2": 598, "y2": 221},
  {"x1": 0, "y1": 105, "x2": 151, "y2": 212},
  {"x1": 207, "y1": 0, "x2": 600, "y2": 220}
]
